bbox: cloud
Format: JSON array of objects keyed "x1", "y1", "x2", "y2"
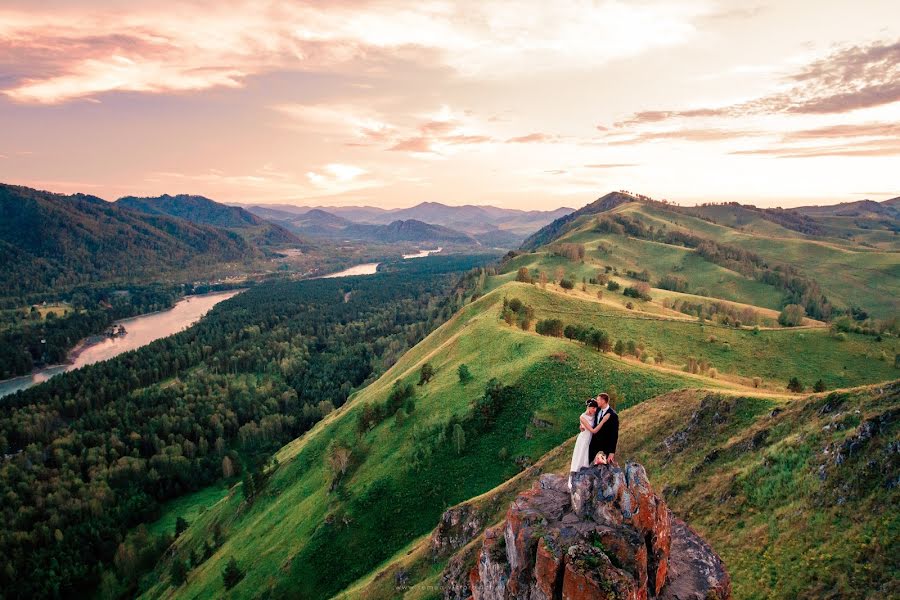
[
  {"x1": 583, "y1": 163, "x2": 638, "y2": 168},
  {"x1": 506, "y1": 132, "x2": 554, "y2": 143},
  {"x1": 388, "y1": 137, "x2": 433, "y2": 153},
  {"x1": 1, "y1": 0, "x2": 708, "y2": 104},
  {"x1": 730, "y1": 137, "x2": 900, "y2": 159},
  {"x1": 783, "y1": 121, "x2": 900, "y2": 140},
  {"x1": 611, "y1": 39, "x2": 900, "y2": 126},
  {"x1": 607, "y1": 127, "x2": 759, "y2": 144}
]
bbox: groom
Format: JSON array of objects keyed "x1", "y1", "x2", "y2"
[{"x1": 588, "y1": 393, "x2": 619, "y2": 466}]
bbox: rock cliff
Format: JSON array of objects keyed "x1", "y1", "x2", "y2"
[{"x1": 446, "y1": 463, "x2": 731, "y2": 600}]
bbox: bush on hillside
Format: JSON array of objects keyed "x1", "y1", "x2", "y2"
[
  {"x1": 549, "y1": 243, "x2": 586, "y2": 262},
  {"x1": 419, "y1": 362, "x2": 435, "y2": 385},
  {"x1": 623, "y1": 284, "x2": 652, "y2": 301},
  {"x1": 778, "y1": 304, "x2": 806, "y2": 327},
  {"x1": 657, "y1": 274, "x2": 689, "y2": 293},
  {"x1": 535, "y1": 319, "x2": 564, "y2": 337},
  {"x1": 458, "y1": 363, "x2": 473, "y2": 384},
  {"x1": 222, "y1": 557, "x2": 245, "y2": 590},
  {"x1": 787, "y1": 377, "x2": 804, "y2": 392},
  {"x1": 560, "y1": 278, "x2": 575, "y2": 290},
  {"x1": 607, "y1": 280, "x2": 621, "y2": 291}
]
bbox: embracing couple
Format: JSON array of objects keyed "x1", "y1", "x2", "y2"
[{"x1": 569, "y1": 392, "x2": 619, "y2": 489}]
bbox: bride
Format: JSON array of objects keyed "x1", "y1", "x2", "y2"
[{"x1": 569, "y1": 399, "x2": 610, "y2": 488}]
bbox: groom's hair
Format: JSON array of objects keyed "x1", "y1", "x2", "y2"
[{"x1": 597, "y1": 393, "x2": 610, "y2": 404}]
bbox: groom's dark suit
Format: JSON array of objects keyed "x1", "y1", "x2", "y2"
[{"x1": 588, "y1": 406, "x2": 619, "y2": 462}]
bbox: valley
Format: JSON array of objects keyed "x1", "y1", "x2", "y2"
[{"x1": 0, "y1": 187, "x2": 897, "y2": 600}]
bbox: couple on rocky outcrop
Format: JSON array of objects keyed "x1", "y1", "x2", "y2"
[{"x1": 569, "y1": 392, "x2": 618, "y2": 488}]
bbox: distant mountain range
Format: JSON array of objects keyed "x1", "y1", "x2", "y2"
[
  {"x1": 794, "y1": 197, "x2": 900, "y2": 218},
  {"x1": 255, "y1": 207, "x2": 480, "y2": 245},
  {"x1": 0, "y1": 184, "x2": 268, "y2": 297},
  {"x1": 245, "y1": 201, "x2": 575, "y2": 245}
]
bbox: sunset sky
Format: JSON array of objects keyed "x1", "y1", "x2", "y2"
[{"x1": 1, "y1": 0, "x2": 898, "y2": 210}]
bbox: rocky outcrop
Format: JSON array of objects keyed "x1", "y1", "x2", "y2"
[
  {"x1": 432, "y1": 503, "x2": 487, "y2": 557},
  {"x1": 452, "y1": 463, "x2": 730, "y2": 600}
]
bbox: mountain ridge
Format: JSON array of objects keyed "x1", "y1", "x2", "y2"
[
  {"x1": 0, "y1": 183, "x2": 263, "y2": 296},
  {"x1": 116, "y1": 194, "x2": 305, "y2": 246}
]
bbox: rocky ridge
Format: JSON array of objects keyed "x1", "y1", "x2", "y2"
[{"x1": 444, "y1": 462, "x2": 730, "y2": 600}]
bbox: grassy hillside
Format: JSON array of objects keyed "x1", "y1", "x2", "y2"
[
  {"x1": 339, "y1": 381, "x2": 900, "y2": 600},
  {"x1": 137, "y1": 285, "x2": 716, "y2": 600},
  {"x1": 609, "y1": 202, "x2": 900, "y2": 319},
  {"x1": 138, "y1": 273, "x2": 897, "y2": 599}
]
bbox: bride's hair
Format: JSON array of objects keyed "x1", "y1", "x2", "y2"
[{"x1": 586, "y1": 400, "x2": 599, "y2": 409}]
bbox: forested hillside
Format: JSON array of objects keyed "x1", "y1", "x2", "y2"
[
  {"x1": 0, "y1": 184, "x2": 263, "y2": 297},
  {"x1": 0, "y1": 255, "x2": 493, "y2": 599},
  {"x1": 116, "y1": 195, "x2": 305, "y2": 247}
]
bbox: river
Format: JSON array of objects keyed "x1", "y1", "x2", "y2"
[
  {"x1": 321, "y1": 248, "x2": 443, "y2": 278},
  {"x1": 0, "y1": 290, "x2": 242, "y2": 399},
  {"x1": 402, "y1": 247, "x2": 442, "y2": 259}
]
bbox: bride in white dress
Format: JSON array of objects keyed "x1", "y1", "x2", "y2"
[{"x1": 569, "y1": 399, "x2": 609, "y2": 488}]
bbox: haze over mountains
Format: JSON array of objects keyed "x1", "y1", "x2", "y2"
[{"x1": 244, "y1": 201, "x2": 575, "y2": 247}]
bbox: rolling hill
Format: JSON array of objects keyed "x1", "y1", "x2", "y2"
[
  {"x1": 116, "y1": 194, "x2": 306, "y2": 247},
  {"x1": 0, "y1": 184, "x2": 265, "y2": 297},
  {"x1": 519, "y1": 191, "x2": 900, "y2": 320},
  {"x1": 134, "y1": 261, "x2": 898, "y2": 600}
]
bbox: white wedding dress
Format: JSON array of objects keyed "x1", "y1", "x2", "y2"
[{"x1": 569, "y1": 411, "x2": 593, "y2": 487}]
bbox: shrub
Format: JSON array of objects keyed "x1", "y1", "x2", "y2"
[
  {"x1": 787, "y1": 377, "x2": 804, "y2": 393},
  {"x1": 626, "y1": 340, "x2": 637, "y2": 356},
  {"x1": 708, "y1": 368, "x2": 718, "y2": 379},
  {"x1": 614, "y1": 340, "x2": 625, "y2": 356},
  {"x1": 419, "y1": 362, "x2": 435, "y2": 385},
  {"x1": 175, "y1": 516, "x2": 189, "y2": 537},
  {"x1": 535, "y1": 319, "x2": 564, "y2": 337},
  {"x1": 457, "y1": 363, "x2": 473, "y2": 384},
  {"x1": 813, "y1": 379, "x2": 826, "y2": 393},
  {"x1": 549, "y1": 243, "x2": 586, "y2": 261},
  {"x1": 623, "y1": 283, "x2": 652, "y2": 301},
  {"x1": 625, "y1": 302, "x2": 634, "y2": 310},
  {"x1": 607, "y1": 280, "x2": 621, "y2": 291},
  {"x1": 654, "y1": 350, "x2": 664, "y2": 365},
  {"x1": 516, "y1": 267, "x2": 532, "y2": 283},
  {"x1": 657, "y1": 274, "x2": 689, "y2": 292},
  {"x1": 560, "y1": 278, "x2": 575, "y2": 290},
  {"x1": 752, "y1": 376, "x2": 762, "y2": 388},
  {"x1": 170, "y1": 559, "x2": 188, "y2": 586},
  {"x1": 778, "y1": 304, "x2": 806, "y2": 327},
  {"x1": 222, "y1": 557, "x2": 245, "y2": 590}
]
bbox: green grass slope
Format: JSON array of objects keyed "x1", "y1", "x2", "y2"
[
  {"x1": 340, "y1": 381, "x2": 899, "y2": 600},
  {"x1": 137, "y1": 285, "x2": 713, "y2": 600},
  {"x1": 139, "y1": 276, "x2": 897, "y2": 599},
  {"x1": 612, "y1": 202, "x2": 900, "y2": 319}
]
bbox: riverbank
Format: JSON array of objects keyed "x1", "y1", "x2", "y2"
[{"x1": 0, "y1": 290, "x2": 243, "y2": 398}]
